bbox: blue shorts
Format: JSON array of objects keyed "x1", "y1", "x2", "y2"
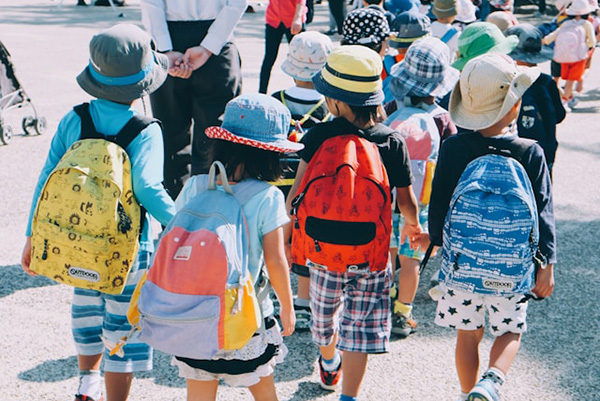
[
  {"x1": 390, "y1": 206, "x2": 428, "y2": 260},
  {"x1": 71, "y1": 251, "x2": 152, "y2": 373}
]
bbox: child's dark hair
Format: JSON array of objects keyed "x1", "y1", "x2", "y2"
[
  {"x1": 348, "y1": 104, "x2": 387, "y2": 126},
  {"x1": 340, "y1": 39, "x2": 383, "y2": 54},
  {"x1": 208, "y1": 139, "x2": 283, "y2": 182},
  {"x1": 363, "y1": 0, "x2": 383, "y2": 5}
]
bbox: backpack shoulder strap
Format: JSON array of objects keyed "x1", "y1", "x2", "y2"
[
  {"x1": 462, "y1": 131, "x2": 536, "y2": 164},
  {"x1": 440, "y1": 27, "x2": 458, "y2": 43},
  {"x1": 232, "y1": 179, "x2": 272, "y2": 206},
  {"x1": 73, "y1": 102, "x2": 102, "y2": 140},
  {"x1": 113, "y1": 115, "x2": 159, "y2": 150}
]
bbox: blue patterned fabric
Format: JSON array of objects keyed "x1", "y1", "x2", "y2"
[{"x1": 439, "y1": 154, "x2": 539, "y2": 296}]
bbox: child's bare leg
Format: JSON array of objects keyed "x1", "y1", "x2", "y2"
[
  {"x1": 564, "y1": 80, "x2": 575, "y2": 100},
  {"x1": 186, "y1": 379, "x2": 219, "y2": 401},
  {"x1": 319, "y1": 332, "x2": 338, "y2": 360},
  {"x1": 397, "y1": 256, "x2": 420, "y2": 305},
  {"x1": 576, "y1": 79, "x2": 584, "y2": 92},
  {"x1": 488, "y1": 332, "x2": 521, "y2": 375},
  {"x1": 78, "y1": 354, "x2": 102, "y2": 370},
  {"x1": 248, "y1": 374, "x2": 279, "y2": 401},
  {"x1": 340, "y1": 351, "x2": 368, "y2": 397},
  {"x1": 104, "y1": 372, "x2": 133, "y2": 401},
  {"x1": 456, "y1": 328, "x2": 484, "y2": 393},
  {"x1": 297, "y1": 275, "x2": 310, "y2": 301}
]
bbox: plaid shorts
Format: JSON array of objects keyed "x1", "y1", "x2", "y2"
[
  {"x1": 71, "y1": 251, "x2": 152, "y2": 373},
  {"x1": 308, "y1": 264, "x2": 392, "y2": 354}
]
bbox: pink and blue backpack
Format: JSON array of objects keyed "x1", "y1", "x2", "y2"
[{"x1": 127, "y1": 161, "x2": 270, "y2": 359}]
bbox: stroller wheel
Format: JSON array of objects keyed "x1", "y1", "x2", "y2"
[
  {"x1": 22, "y1": 116, "x2": 35, "y2": 135},
  {"x1": 0, "y1": 124, "x2": 13, "y2": 145},
  {"x1": 34, "y1": 117, "x2": 47, "y2": 135}
]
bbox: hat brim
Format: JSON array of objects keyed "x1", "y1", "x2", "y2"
[
  {"x1": 281, "y1": 59, "x2": 320, "y2": 82},
  {"x1": 389, "y1": 33, "x2": 430, "y2": 49},
  {"x1": 452, "y1": 35, "x2": 519, "y2": 71},
  {"x1": 449, "y1": 66, "x2": 541, "y2": 130},
  {"x1": 205, "y1": 126, "x2": 304, "y2": 154},
  {"x1": 76, "y1": 51, "x2": 169, "y2": 103},
  {"x1": 508, "y1": 46, "x2": 554, "y2": 64},
  {"x1": 312, "y1": 70, "x2": 384, "y2": 106},
  {"x1": 390, "y1": 62, "x2": 460, "y2": 98}
]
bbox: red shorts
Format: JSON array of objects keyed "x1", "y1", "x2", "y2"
[{"x1": 561, "y1": 59, "x2": 587, "y2": 81}]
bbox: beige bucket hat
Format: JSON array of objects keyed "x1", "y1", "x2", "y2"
[{"x1": 449, "y1": 53, "x2": 540, "y2": 130}]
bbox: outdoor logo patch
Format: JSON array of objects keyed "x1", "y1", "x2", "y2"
[{"x1": 68, "y1": 267, "x2": 100, "y2": 283}]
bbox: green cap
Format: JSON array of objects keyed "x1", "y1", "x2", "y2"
[{"x1": 452, "y1": 22, "x2": 519, "y2": 71}]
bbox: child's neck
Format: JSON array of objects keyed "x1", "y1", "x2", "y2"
[
  {"x1": 294, "y1": 80, "x2": 315, "y2": 90},
  {"x1": 437, "y1": 17, "x2": 455, "y2": 24}
]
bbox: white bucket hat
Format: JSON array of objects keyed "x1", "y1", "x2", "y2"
[
  {"x1": 449, "y1": 53, "x2": 540, "y2": 130},
  {"x1": 281, "y1": 32, "x2": 333, "y2": 82},
  {"x1": 567, "y1": 0, "x2": 594, "y2": 15}
]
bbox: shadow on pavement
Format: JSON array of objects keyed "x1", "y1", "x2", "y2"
[
  {"x1": 18, "y1": 356, "x2": 78, "y2": 382},
  {"x1": 0, "y1": 264, "x2": 57, "y2": 298}
]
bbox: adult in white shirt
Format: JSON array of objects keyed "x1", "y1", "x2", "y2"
[{"x1": 141, "y1": 0, "x2": 247, "y2": 198}]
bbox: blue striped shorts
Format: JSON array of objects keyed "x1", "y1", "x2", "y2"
[{"x1": 71, "y1": 251, "x2": 152, "y2": 373}]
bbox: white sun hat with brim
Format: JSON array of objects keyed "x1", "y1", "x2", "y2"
[{"x1": 449, "y1": 53, "x2": 540, "y2": 131}]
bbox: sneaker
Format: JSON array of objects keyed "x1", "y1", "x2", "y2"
[
  {"x1": 75, "y1": 395, "x2": 104, "y2": 401},
  {"x1": 561, "y1": 99, "x2": 571, "y2": 113},
  {"x1": 294, "y1": 304, "x2": 311, "y2": 331},
  {"x1": 567, "y1": 97, "x2": 579, "y2": 109},
  {"x1": 318, "y1": 356, "x2": 342, "y2": 391},
  {"x1": 391, "y1": 312, "x2": 417, "y2": 337},
  {"x1": 467, "y1": 379, "x2": 501, "y2": 401}
]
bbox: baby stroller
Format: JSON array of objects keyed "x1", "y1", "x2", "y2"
[{"x1": 0, "y1": 39, "x2": 46, "y2": 145}]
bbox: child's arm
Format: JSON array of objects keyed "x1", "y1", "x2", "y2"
[
  {"x1": 395, "y1": 186, "x2": 422, "y2": 248},
  {"x1": 584, "y1": 20, "x2": 597, "y2": 48},
  {"x1": 290, "y1": 0, "x2": 306, "y2": 35},
  {"x1": 532, "y1": 263, "x2": 554, "y2": 298},
  {"x1": 263, "y1": 224, "x2": 296, "y2": 336},
  {"x1": 542, "y1": 28, "x2": 559, "y2": 45},
  {"x1": 128, "y1": 124, "x2": 176, "y2": 226}
]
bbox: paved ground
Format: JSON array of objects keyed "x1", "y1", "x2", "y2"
[{"x1": 0, "y1": 1, "x2": 598, "y2": 400}]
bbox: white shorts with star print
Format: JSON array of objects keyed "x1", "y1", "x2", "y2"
[{"x1": 434, "y1": 286, "x2": 529, "y2": 336}]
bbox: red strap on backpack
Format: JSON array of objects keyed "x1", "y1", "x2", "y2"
[{"x1": 290, "y1": 135, "x2": 392, "y2": 273}]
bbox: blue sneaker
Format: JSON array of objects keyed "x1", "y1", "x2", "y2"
[{"x1": 467, "y1": 378, "x2": 500, "y2": 401}]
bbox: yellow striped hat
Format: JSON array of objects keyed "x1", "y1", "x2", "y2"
[{"x1": 312, "y1": 45, "x2": 384, "y2": 106}]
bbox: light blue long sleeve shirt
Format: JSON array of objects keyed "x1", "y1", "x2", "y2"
[{"x1": 26, "y1": 99, "x2": 176, "y2": 253}]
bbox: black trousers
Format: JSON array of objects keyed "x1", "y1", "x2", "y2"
[
  {"x1": 328, "y1": 0, "x2": 345, "y2": 34},
  {"x1": 259, "y1": 23, "x2": 294, "y2": 94},
  {"x1": 150, "y1": 21, "x2": 242, "y2": 199}
]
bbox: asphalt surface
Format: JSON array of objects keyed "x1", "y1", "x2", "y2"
[{"x1": 0, "y1": 1, "x2": 598, "y2": 400}]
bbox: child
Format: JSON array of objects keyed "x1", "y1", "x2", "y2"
[
  {"x1": 258, "y1": 0, "x2": 306, "y2": 94},
  {"x1": 272, "y1": 31, "x2": 333, "y2": 330},
  {"x1": 172, "y1": 93, "x2": 299, "y2": 400},
  {"x1": 384, "y1": 36, "x2": 459, "y2": 336},
  {"x1": 341, "y1": 6, "x2": 391, "y2": 55},
  {"x1": 452, "y1": 22, "x2": 519, "y2": 71},
  {"x1": 384, "y1": 10, "x2": 432, "y2": 103},
  {"x1": 20, "y1": 24, "x2": 176, "y2": 401},
  {"x1": 431, "y1": 0, "x2": 461, "y2": 61},
  {"x1": 506, "y1": 23, "x2": 566, "y2": 175},
  {"x1": 543, "y1": 0, "x2": 596, "y2": 109},
  {"x1": 428, "y1": 53, "x2": 556, "y2": 401},
  {"x1": 485, "y1": 10, "x2": 518, "y2": 32},
  {"x1": 286, "y1": 45, "x2": 422, "y2": 400}
]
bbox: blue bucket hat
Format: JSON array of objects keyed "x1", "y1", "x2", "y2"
[
  {"x1": 389, "y1": 11, "x2": 432, "y2": 49},
  {"x1": 205, "y1": 94, "x2": 303, "y2": 154},
  {"x1": 505, "y1": 24, "x2": 554, "y2": 64}
]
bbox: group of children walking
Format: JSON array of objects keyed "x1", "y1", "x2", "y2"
[{"x1": 19, "y1": 0, "x2": 571, "y2": 399}]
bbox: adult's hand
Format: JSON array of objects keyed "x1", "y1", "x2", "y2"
[
  {"x1": 164, "y1": 51, "x2": 192, "y2": 79},
  {"x1": 290, "y1": 18, "x2": 303, "y2": 35},
  {"x1": 183, "y1": 46, "x2": 213, "y2": 71}
]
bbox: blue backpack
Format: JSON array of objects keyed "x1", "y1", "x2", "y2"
[{"x1": 439, "y1": 135, "x2": 540, "y2": 296}]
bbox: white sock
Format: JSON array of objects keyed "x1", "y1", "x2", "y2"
[
  {"x1": 321, "y1": 351, "x2": 341, "y2": 371},
  {"x1": 294, "y1": 297, "x2": 310, "y2": 308},
  {"x1": 458, "y1": 391, "x2": 468, "y2": 401},
  {"x1": 77, "y1": 370, "x2": 102, "y2": 398},
  {"x1": 483, "y1": 367, "x2": 506, "y2": 386}
]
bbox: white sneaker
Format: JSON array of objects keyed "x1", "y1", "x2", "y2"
[{"x1": 567, "y1": 97, "x2": 579, "y2": 109}]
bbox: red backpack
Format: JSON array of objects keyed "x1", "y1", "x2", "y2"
[{"x1": 290, "y1": 134, "x2": 392, "y2": 273}]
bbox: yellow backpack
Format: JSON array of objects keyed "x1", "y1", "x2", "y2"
[{"x1": 30, "y1": 103, "x2": 156, "y2": 294}]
